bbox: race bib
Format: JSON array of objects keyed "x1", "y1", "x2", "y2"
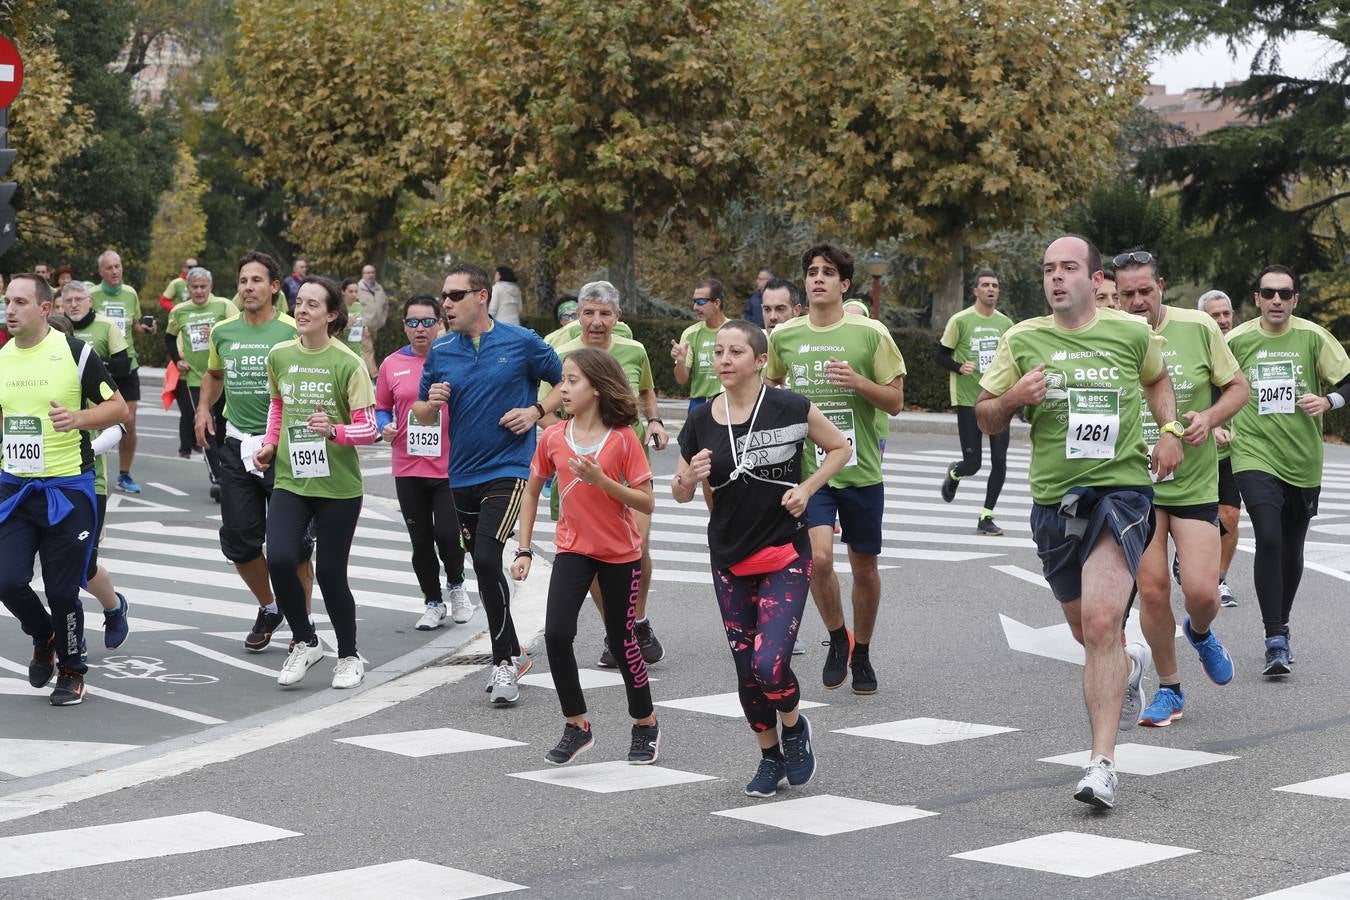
[
  {"x1": 104, "y1": 303, "x2": 127, "y2": 332},
  {"x1": 976, "y1": 337, "x2": 999, "y2": 374},
  {"x1": 406, "y1": 410, "x2": 442, "y2": 458},
  {"x1": 1066, "y1": 388, "x2": 1120, "y2": 459},
  {"x1": 814, "y1": 408, "x2": 858, "y2": 469},
  {"x1": 188, "y1": 321, "x2": 212, "y2": 353},
  {"x1": 287, "y1": 424, "x2": 330, "y2": 478},
  {"x1": 348, "y1": 319, "x2": 365, "y2": 343},
  {"x1": 1255, "y1": 361, "x2": 1296, "y2": 415},
  {"x1": 2, "y1": 415, "x2": 44, "y2": 475}
]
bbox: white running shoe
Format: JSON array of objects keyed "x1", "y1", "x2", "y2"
[
  {"x1": 1074, "y1": 755, "x2": 1117, "y2": 809},
  {"x1": 485, "y1": 650, "x2": 533, "y2": 693},
  {"x1": 278, "y1": 639, "x2": 324, "y2": 686},
  {"x1": 1119, "y1": 642, "x2": 1150, "y2": 731},
  {"x1": 447, "y1": 585, "x2": 474, "y2": 624},
  {"x1": 331, "y1": 656, "x2": 365, "y2": 689},
  {"x1": 415, "y1": 603, "x2": 447, "y2": 631},
  {"x1": 489, "y1": 662, "x2": 520, "y2": 705}
]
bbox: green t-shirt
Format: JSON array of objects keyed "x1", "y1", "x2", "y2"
[
  {"x1": 555, "y1": 334, "x2": 655, "y2": 441},
  {"x1": 678, "y1": 321, "x2": 723, "y2": 399},
  {"x1": 230, "y1": 291, "x2": 289, "y2": 314},
  {"x1": 343, "y1": 301, "x2": 367, "y2": 359},
  {"x1": 939, "y1": 305, "x2": 1014, "y2": 407},
  {"x1": 207, "y1": 310, "x2": 299, "y2": 435},
  {"x1": 545, "y1": 320, "x2": 633, "y2": 349},
  {"x1": 90, "y1": 283, "x2": 142, "y2": 369},
  {"x1": 980, "y1": 308, "x2": 1165, "y2": 506},
  {"x1": 162, "y1": 276, "x2": 189, "y2": 308},
  {"x1": 266, "y1": 339, "x2": 375, "y2": 499},
  {"x1": 167, "y1": 297, "x2": 235, "y2": 387},
  {"x1": 1227, "y1": 315, "x2": 1350, "y2": 488},
  {"x1": 71, "y1": 314, "x2": 129, "y2": 361},
  {"x1": 765, "y1": 314, "x2": 907, "y2": 488},
  {"x1": 1139, "y1": 307, "x2": 1240, "y2": 507}
]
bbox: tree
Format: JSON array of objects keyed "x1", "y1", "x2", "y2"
[
  {"x1": 1062, "y1": 179, "x2": 1178, "y2": 263},
  {"x1": 145, "y1": 143, "x2": 207, "y2": 293},
  {"x1": 744, "y1": 0, "x2": 1147, "y2": 330}
]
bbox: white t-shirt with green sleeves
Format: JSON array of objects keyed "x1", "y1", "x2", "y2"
[
  {"x1": 980, "y1": 308, "x2": 1165, "y2": 506},
  {"x1": 266, "y1": 339, "x2": 375, "y2": 500},
  {"x1": 1227, "y1": 315, "x2": 1350, "y2": 488},
  {"x1": 765, "y1": 314, "x2": 907, "y2": 489},
  {"x1": 939, "y1": 305, "x2": 1014, "y2": 407},
  {"x1": 678, "y1": 321, "x2": 722, "y2": 399}
]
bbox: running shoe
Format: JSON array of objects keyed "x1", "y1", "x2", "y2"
[
  {"x1": 745, "y1": 755, "x2": 788, "y2": 798},
  {"x1": 635, "y1": 620, "x2": 665, "y2": 664},
  {"x1": 331, "y1": 656, "x2": 365, "y2": 689},
  {"x1": 792, "y1": 637, "x2": 807, "y2": 656},
  {"x1": 627, "y1": 722, "x2": 660, "y2": 765},
  {"x1": 209, "y1": 484, "x2": 221, "y2": 503},
  {"x1": 1119, "y1": 642, "x2": 1150, "y2": 731},
  {"x1": 975, "y1": 516, "x2": 1004, "y2": 536},
  {"x1": 117, "y1": 472, "x2": 141, "y2": 494},
  {"x1": 1263, "y1": 635, "x2": 1291, "y2": 676},
  {"x1": 415, "y1": 602, "x2": 447, "y2": 631},
  {"x1": 850, "y1": 654, "x2": 878, "y2": 695},
  {"x1": 484, "y1": 652, "x2": 533, "y2": 692},
  {"x1": 447, "y1": 584, "x2": 473, "y2": 623},
  {"x1": 597, "y1": 640, "x2": 618, "y2": 668},
  {"x1": 244, "y1": 608, "x2": 285, "y2": 653},
  {"x1": 1286, "y1": 628, "x2": 1295, "y2": 664},
  {"x1": 1138, "y1": 686, "x2": 1185, "y2": 727},
  {"x1": 489, "y1": 662, "x2": 520, "y2": 705},
  {"x1": 544, "y1": 722, "x2": 594, "y2": 766},
  {"x1": 1074, "y1": 755, "x2": 1117, "y2": 809},
  {"x1": 49, "y1": 667, "x2": 86, "y2": 706},
  {"x1": 103, "y1": 592, "x2": 130, "y2": 650},
  {"x1": 1218, "y1": 578, "x2": 1238, "y2": 608},
  {"x1": 940, "y1": 464, "x2": 960, "y2": 503},
  {"x1": 821, "y1": 628, "x2": 853, "y2": 689},
  {"x1": 1185, "y1": 616, "x2": 1234, "y2": 685},
  {"x1": 277, "y1": 638, "x2": 324, "y2": 686},
  {"x1": 28, "y1": 636, "x2": 55, "y2": 688},
  {"x1": 781, "y1": 715, "x2": 816, "y2": 786}
]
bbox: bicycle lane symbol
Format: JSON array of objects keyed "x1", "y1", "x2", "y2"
[{"x1": 90, "y1": 655, "x2": 220, "y2": 685}]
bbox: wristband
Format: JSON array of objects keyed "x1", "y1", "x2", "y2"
[
  {"x1": 647, "y1": 417, "x2": 664, "y2": 426},
  {"x1": 1329, "y1": 393, "x2": 1345, "y2": 411},
  {"x1": 533, "y1": 402, "x2": 546, "y2": 419},
  {"x1": 514, "y1": 548, "x2": 533, "y2": 558},
  {"x1": 328, "y1": 424, "x2": 338, "y2": 440}
]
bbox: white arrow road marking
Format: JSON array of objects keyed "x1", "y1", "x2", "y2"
[{"x1": 999, "y1": 612, "x2": 1178, "y2": 667}]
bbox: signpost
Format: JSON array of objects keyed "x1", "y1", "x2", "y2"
[{"x1": 0, "y1": 35, "x2": 24, "y2": 259}]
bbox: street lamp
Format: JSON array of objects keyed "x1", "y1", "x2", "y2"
[{"x1": 863, "y1": 251, "x2": 889, "y2": 319}]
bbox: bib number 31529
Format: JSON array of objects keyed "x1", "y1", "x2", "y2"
[
  {"x1": 2, "y1": 415, "x2": 44, "y2": 475},
  {"x1": 406, "y1": 411, "x2": 442, "y2": 457},
  {"x1": 1066, "y1": 388, "x2": 1120, "y2": 459},
  {"x1": 1255, "y1": 361, "x2": 1296, "y2": 415},
  {"x1": 287, "y1": 424, "x2": 330, "y2": 478}
]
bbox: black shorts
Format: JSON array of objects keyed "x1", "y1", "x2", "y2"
[
  {"x1": 1236, "y1": 469, "x2": 1320, "y2": 524},
  {"x1": 1217, "y1": 457, "x2": 1240, "y2": 508},
  {"x1": 115, "y1": 369, "x2": 141, "y2": 403},
  {"x1": 455, "y1": 477, "x2": 526, "y2": 548},
  {"x1": 1030, "y1": 488, "x2": 1154, "y2": 604},
  {"x1": 1156, "y1": 502, "x2": 1220, "y2": 526},
  {"x1": 86, "y1": 492, "x2": 110, "y2": 579},
  {"x1": 218, "y1": 435, "x2": 313, "y2": 564}
]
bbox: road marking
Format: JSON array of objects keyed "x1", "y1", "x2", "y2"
[
  {"x1": 167, "y1": 640, "x2": 280, "y2": 677},
  {"x1": 833, "y1": 718, "x2": 1018, "y2": 746},
  {"x1": 951, "y1": 831, "x2": 1198, "y2": 878},
  {"x1": 990, "y1": 564, "x2": 1048, "y2": 588},
  {"x1": 148, "y1": 482, "x2": 189, "y2": 496},
  {"x1": 508, "y1": 760, "x2": 716, "y2": 793},
  {"x1": 1039, "y1": 743, "x2": 1237, "y2": 775},
  {"x1": 0, "y1": 655, "x2": 224, "y2": 725},
  {"x1": 151, "y1": 859, "x2": 526, "y2": 899},
  {"x1": 0, "y1": 738, "x2": 140, "y2": 779},
  {"x1": 105, "y1": 494, "x2": 187, "y2": 513},
  {"x1": 655, "y1": 692, "x2": 824, "y2": 718},
  {"x1": 712, "y1": 794, "x2": 937, "y2": 836},
  {"x1": 336, "y1": 727, "x2": 527, "y2": 758}
]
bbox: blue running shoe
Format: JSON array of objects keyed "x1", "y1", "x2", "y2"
[
  {"x1": 117, "y1": 473, "x2": 141, "y2": 494},
  {"x1": 1138, "y1": 686, "x2": 1184, "y2": 727},
  {"x1": 103, "y1": 592, "x2": 130, "y2": 649},
  {"x1": 781, "y1": 715, "x2": 817, "y2": 787},
  {"x1": 745, "y1": 755, "x2": 788, "y2": 798},
  {"x1": 1263, "y1": 635, "x2": 1291, "y2": 676},
  {"x1": 1184, "y1": 617, "x2": 1234, "y2": 685}
]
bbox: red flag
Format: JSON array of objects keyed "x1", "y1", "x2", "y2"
[{"x1": 161, "y1": 362, "x2": 180, "y2": 411}]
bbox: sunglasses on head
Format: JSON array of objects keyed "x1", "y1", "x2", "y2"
[
  {"x1": 1258, "y1": 287, "x2": 1295, "y2": 301},
  {"x1": 1112, "y1": 251, "x2": 1154, "y2": 268},
  {"x1": 440, "y1": 288, "x2": 479, "y2": 303},
  {"x1": 404, "y1": 316, "x2": 439, "y2": 328}
]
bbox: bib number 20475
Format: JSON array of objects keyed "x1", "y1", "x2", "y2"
[
  {"x1": 287, "y1": 424, "x2": 330, "y2": 478},
  {"x1": 1066, "y1": 388, "x2": 1120, "y2": 459},
  {"x1": 1255, "y1": 361, "x2": 1296, "y2": 415}
]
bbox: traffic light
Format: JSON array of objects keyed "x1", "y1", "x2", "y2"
[{"x1": 0, "y1": 121, "x2": 14, "y2": 259}]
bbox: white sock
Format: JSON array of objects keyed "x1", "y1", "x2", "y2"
[{"x1": 263, "y1": 602, "x2": 278, "y2": 614}]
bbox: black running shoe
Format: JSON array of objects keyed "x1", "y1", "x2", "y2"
[
  {"x1": 28, "y1": 636, "x2": 55, "y2": 688},
  {"x1": 941, "y1": 465, "x2": 960, "y2": 503},
  {"x1": 209, "y1": 485, "x2": 221, "y2": 503},
  {"x1": 781, "y1": 715, "x2": 817, "y2": 786},
  {"x1": 244, "y1": 608, "x2": 285, "y2": 653},
  {"x1": 597, "y1": 640, "x2": 618, "y2": 668},
  {"x1": 976, "y1": 516, "x2": 1003, "y2": 536},
  {"x1": 627, "y1": 722, "x2": 660, "y2": 765},
  {"x1": 745, "y1": 756, "x2": 787, "y2": 798},
  {"x1": 544, "y1": 722, "x2": 595, "y2": 766},
  {"x1": 850, "y1": 654, "x2": 878, "y2": 695},
  {"x1": 50, "y1": 667, "x2": 85, "y2": 706},
  {"x1": 635, "y1": 620, "x2": 665, "y2": 665},
  {"x1": 821, "y1": 628, "x2": 853, "y2": 689}
]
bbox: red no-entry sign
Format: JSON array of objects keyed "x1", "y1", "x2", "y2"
[{"x1": 0, "y1": 37, "x2": 23, "y2": 109}]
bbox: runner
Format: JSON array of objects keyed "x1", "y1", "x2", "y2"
[
  {"x1": 413, "y1": 263, "x2": 563, "y2": 706},
  {"x1": 165, "y1": 267, "x2": 232, "y2": 492},
  {"x1": 543, "y1": 297, "x2": 633, "y2": 350},
  {"x1": 514, "y1": 348, "x2": 661, "y2": 765},
  {"x1": 157, "y1": 258, "x2": 198, "y2": 313},
  {"x1": 1226, "y1": 265, "x2": 1350, "y2": 675},
  {"x1": 765, "y1": 244, "x2": 905, "y2": 695},
  {"x1": 676, "y1": 320, "x2": 851, "y2": 795},
  {"x1": 376, "y1": 295, "x2": 472, "y2": 630},
  {"x1": 976, "y1": 234, "x2": 1182, "y2": 809},
  {"x1": 1094, "y1": 270, "x2": 1120, "y2": 309},
  {"x1": 672, "y1": 277, "x2": 729, "y2": 413},
  {"x1": 196, "y1": 251, "x2": 313, "y2": 653},
  {"x1": 341, "y1": 276, "x2": 378, "y2": 378},
  {"x1": 936, "y1": 269, "x2": 1014, "y2": 535},
  {"x1": 761, "y1": 279, "x2": 803, "y2": 333},
  {"x1": 0, "y1": 274, "x2": 128, "y2": 706},
  {"x1": 842, "y1": 300, "x2": 892, "y2": 457},
  {"x1": 1115, "y1": 250, "x2": 1244, "y2": 728},
  {"x1": 255, "y1": 276, "x2": 377, "y2": 689},
  {"x1": 89, "y1": 250, "x2": 152, "y2": 494},
  {"x1": 1199, "y1": 289, "x2": 1241, "y2": 608}
]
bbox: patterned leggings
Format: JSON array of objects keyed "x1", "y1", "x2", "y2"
[{"x1": 712, "y1": 534, "x2": 812, "y2": 732}]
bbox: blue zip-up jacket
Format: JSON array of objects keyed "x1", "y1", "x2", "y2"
[{"x1": 418, "y1": 321, "x2": 562, "y2": 488}]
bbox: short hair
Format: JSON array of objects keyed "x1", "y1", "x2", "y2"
[
  {"x1": 299, "y1": 276, "x2": 348, "y2": 337},
  {"x1": 758, "y1": 267, "x2": 775, "y2": 278},
  {"x1": 761, "y1": 277, "x2": 801, "y2": 306},
  {"x1": 446, "y1": 263, "x2": 491, "y2": 294},
  {"x1": 47, "y1": 313, "x2": 74, "y2": 335},
  {"x1": 186, "y1": 266, "x2": 212, "y2": 285},
  {"x1": 1049, "y1": 234, "x2": 1103, "y2": 275},
  {"x1": 800, "y1": 243, "x2": 855, "y2": 282},
  {"x1": 60, "y1": 280, "x2": 90, "y2": 299},
  {"x1": 973, "y1": 268, "x2": 999, "y2": 284},
  {"x1": 563, "y1": 348, "x2": 638, "y2": 428},
  {"x1": 1197, "y1": 290, "x2": 1231, "y2": 311},
  {"x1": 9, "y1": 273, "x2": 53, "y2": 304},
  {"x1": 1114, "y1": 246, "x2": 1161, "y2": 280},
  {"x1": 341, "y1": 276, "x2": 360, "y2": 290},
  {"x1": 292, "y1": 257, "x2": 307, "y2": 268},
  {"x1": 577, "y1": 280, "x2": 621, "y2": 313},
  {"x1": 719, "y1": 319, "x2": 768, "y2": 358},
  {"x1": 403, "y1": 294, "x2": 442, "y2": 320},
  {"x1": 700, "y1": 277, "x2": 725, "y2": 302},
  {"x1": 238, "y1": 250, "x2": 281, "y2": 284},
  {"x1": 1256, "y1": 264, "x2": 1299, "y2": 293},
  {"x1": 54, "y1": 264, "x2": 73, "y2": 280},
  {"x1": 96, "y1": 249, "x2": 121, "y2": 269},
  {"x1": 1100, "y1": 269, "x2": 1117, "y2": 284},
  {"x1": 495, "y1": 265, "x2": 517, "y2": 283}
]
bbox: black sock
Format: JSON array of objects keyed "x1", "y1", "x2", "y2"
[
  {"x1": 762, "y1": 743, "x2": 784, "y2": 760},
  {"x1": 782, "y1": 718, "x2": 805, "y2": 736},
  {"x1": 828, "y1": 626, "x2": 849, "y2": 645},
  {"x1": 1161, "y1": 681, "x2": 1181, "y2": 694},
  {"x1": 853, "y1": 641, "x2": 869, "y2": 658}
]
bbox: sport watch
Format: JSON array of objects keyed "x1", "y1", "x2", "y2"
[{"x1": 1159, "y1": 421, "x2": 1186, "y2": 439}]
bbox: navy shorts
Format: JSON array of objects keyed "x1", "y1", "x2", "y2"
[
  {"x1": 688, "y1": 396, "x2": 712, "y2": 415},
  {"x1": 1030, "y1": 488, "x2": 1154, "y2": 604},
  {"x1": 806, "y1": 483, "x2": 884, "y2": 556}
]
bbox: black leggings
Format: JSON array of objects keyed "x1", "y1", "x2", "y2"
[
  {"x1": 266, "y1": 489, "x2": 361, "y2": 657},
  {"x1": 1237, "y1": 471, "x2": 1318, "y2": 638},
  {"x1": 456, "y1": 478, "x2": 525, "y2": 664},
  {"x1": 394, "y1": 476, "x2": 467, "y2": 602},
  {"x1": 544, "y1": 553, "x2": 652, "y2": 720},
  {"x1": 953, "y1": 405, "x2": 1009, "y2": 510},
  {"x1": 174, "y1": 381, "x2": 226, "y2": 482}
]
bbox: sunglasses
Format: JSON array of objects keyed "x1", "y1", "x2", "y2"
[
  {"x1": 693, "y1": 297, "x2": 714, "y2": 306},
  {"x1": 404, "y1": 317, "x2": 439, "y2": 328},
  {"x1": 440, "y1": 289, "x2": 480, "y2": 303},
  {"x1": 1112, "y1": 251, "x2": 1154, "y2": 268},
  {"x1": 1258, "y1": 287, "x2": 1295, "y2": 301}
]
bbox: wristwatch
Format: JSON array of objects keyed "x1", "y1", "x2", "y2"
[{"x1": 1159, "y1": 421, "x2": 1185, "y2": 439}]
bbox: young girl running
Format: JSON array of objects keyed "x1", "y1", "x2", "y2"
[
  {"x1": 674, "y1": 320, "x2": 850, "y2": 797},
  {"x1": 255, "y1": 277, "x2": 377, "y2": 690},
  {"x1": 513, "y1": 348, "x2": 660, "y2": 766}
]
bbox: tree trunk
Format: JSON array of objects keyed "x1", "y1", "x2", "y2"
[
  {"x1": 605, "y1": 210, "x2": 639, "y2": 316},
  {"x1": 533, "y1": 230, "x2": 559, "y2": 318},
  {"x1": 932, "y1": 230, "x2": 966, "y2": 333}
]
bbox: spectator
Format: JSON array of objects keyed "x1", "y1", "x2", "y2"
[
  {"x1": 54, "y1": 265, "x2": 74, "y2": 289},
  {"x1": 490, "y1": 265, "x2": 523, "y2": 325},
  {"x1": 281, "y1": 257, "x2": 308, "y2": 309},
  {"x1": 743, "y1": 267, "x2": 773, "y2": 327},
  {"x1": 357, "y1": 263, "x2": 391, "y2": 332}
]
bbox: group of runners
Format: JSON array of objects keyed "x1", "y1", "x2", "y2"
[{"x1": 1, "y1": 234, "x2": 1345, "y2": 808}]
